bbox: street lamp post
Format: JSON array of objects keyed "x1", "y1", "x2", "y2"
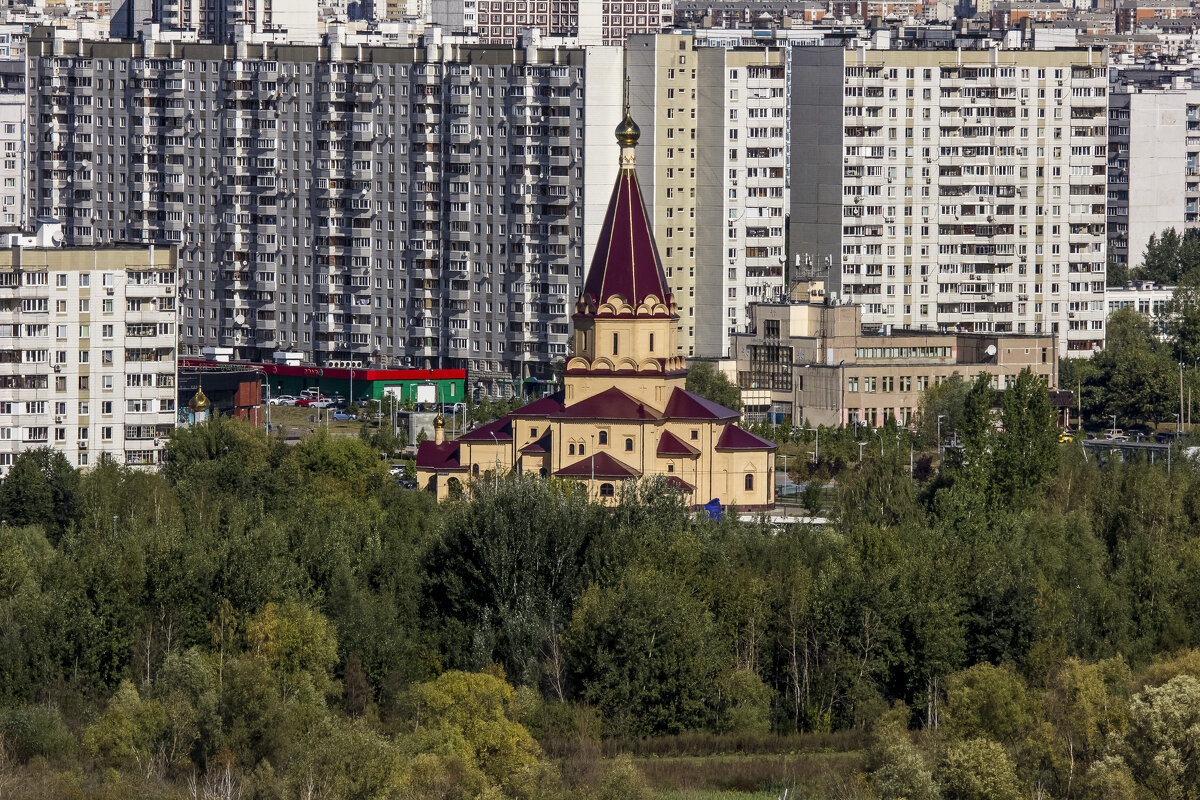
[
  {"x1": 937, "y1": 414, "x2": 945, "y2": 461},
  {"x1": 858, "y1": 441, "x2": 867, "y2": 463},
  {"x1": 490, "y1": 431, "x2": 499, "y2": 490},
  {"x1": 807, "y1": 426, "x2": 819, "y2": 464}
]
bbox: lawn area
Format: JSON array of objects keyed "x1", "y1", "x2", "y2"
[
  {"x1": 548, "y1": 732, "x2": 863, "y2": 800},
  {"x1": 265, "y1": 404, "x2": 374, "y2": 439},
  {"x1": 657, "y1": 792, "x2": 779, "y2": 800},
  {"x1": 637, "y1": 752, "x2": 862, "y2": 800}
]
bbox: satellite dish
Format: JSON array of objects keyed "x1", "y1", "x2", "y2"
[{"x1": 985, "y1": 345, "x2": 997, "y2": 356}]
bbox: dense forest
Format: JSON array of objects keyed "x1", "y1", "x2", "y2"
[{"x1": 2, "y1": 372, "x2": 1200, "y2": 798}]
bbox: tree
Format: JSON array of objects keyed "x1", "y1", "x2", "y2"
[
  {"x1": 993, "y1": 368, "x2": 1059, "y2": 500},
  {"x1": 944, "y1": 663, "x2": 1034, "y2": 745},
  {"x1": 244, "y1": 599, "x2": 339, "y2": 698},
  {"x1": 1043, "y1": 658, "x2": 1130, "y2": 796},
  {"x1": 1092, "y1": 308, "x2": 1175, "y2": 426},
  {"x1": 864, "y1": 712, "x2": 939, "y2": 800},
  {"x1": 83, "y1": 679, "x2": 170, "y2": 778},
  {"x1": 409, "y1": 670, "x2": 541, "y2": 790},
  {"x1": 0, "y1": 448, "x2": 78, "y2": 540},
  {"x1": 685, "y1": 361, "x2": 742, "y2": 411},
  {"x1": 1141, "y1": 228, "x2": 1182, "y2": 284},
  {"x1": 1119, "y1": 675, "x2": 1200, "y2": 799},
  {"x1": 425, "y1": 474, "x2": 605, "y2": 686},
  {"x1": 566, "y1": 566, "x2": 718, "y2": 736},
  {"x1": 938, "y1": 738, "x2": 1023, "y2": 800},
  {"x1": 1165, "y1": 275, "x2": 1200, "y2": 365},
  {"x1": 917, "y1": 373, "x2": 970, "y2": 448}
]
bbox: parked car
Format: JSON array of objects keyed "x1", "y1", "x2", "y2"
[
  {"x1": 1103, "y1": 428, "x2": 1127, "y2": 441},
  {"x1": 296, "y1": 394, "x2": 328, "y2": 407},
  {"x1": 331, "y1": 411, "x2": 356, "y2": 421},
  {"x1": 309, "y1": 398, "x2": 337, "y2": 409},
  {"x1": 270, "y1": 394, "x2": 297, "y2": 406}
]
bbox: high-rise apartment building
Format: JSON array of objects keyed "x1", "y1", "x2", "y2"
[
  {"x1": 626, "y1": 33, "x2": 789, "y2": 359},
  {"x1": 27, "y1": 32, "x2": 623, "y2": 399},
  {"x1": 791, "y1": 46, "x2": 1109, "y2": 356},
  {"x1": 445, "y1": 0, "x2": 671, "y2": 45},
  {"x1": 0, "y1": 61, "x2": 25, "y2": 229},
  {"x1": 1107, "y1": 72, "x2": 1200, "y2": 272},
  {"x1": 0, "y1": 236, "x2": 178, "y2": 474},
  {"x1": 111, "y1": 0, "x2": 323, "y2": 44}
]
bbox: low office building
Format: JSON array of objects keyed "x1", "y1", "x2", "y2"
[
  {"x1": 732, "y1": 284, "x2": 1059, "y2": 427},
  {"x1": 0, "y1": 234, "x2": 178, "y2": 472},
  {"x1": 1105, "y1": 280, "x2": 1174, "y2": 317}
]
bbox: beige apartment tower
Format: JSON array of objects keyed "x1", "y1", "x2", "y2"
[
  {"x1": 0, "y1": 240, "x2": 178, "y2": 473},
  {"x1": 626, "y1": 33, "x2": 789, "y2": 360}
]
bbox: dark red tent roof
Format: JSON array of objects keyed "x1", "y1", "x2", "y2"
[
  {"x1": 715, "y1": 425, "x2": 778, "y2": 451},
  {"x1": 657, "y1": 429, "x2": 700, "y2": 457},
  {"x1": 552, "y1": 386, "x2": 663, "y2": 421},
  {"x1": 458, "y1": 416, "x2": 514, "y2": 442},
  {"x1": 510, "y1": 391, "x2": 566, "y2": 418},
  {"x1": 416, "y1": 440, "x2": 468, "y2": 471},
  {"x1": 663, "y1": 387, "x2": 740, "y2": 421},
  {"x1": 578, "y1": 166, "x2": 674, "y2": 315},
  {"x1": 553, "y1": 451, "x2": 642, "y2": 479}
]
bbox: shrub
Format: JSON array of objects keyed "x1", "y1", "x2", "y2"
[{"x1": 0, "y1": 704, "x2": 76, "y2": 763}]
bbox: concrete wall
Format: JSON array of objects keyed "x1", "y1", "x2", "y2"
[{"x1": 1126, "y1": 92, "x2": 1188, "y2": 267}]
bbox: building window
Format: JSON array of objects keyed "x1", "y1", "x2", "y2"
[
  {"x1": 649, "y1": 333, "x2": 655, "y2": 352},
  {"x1": 612, "y1": 333, "x2": 618, "y2": 355},
  {"x1": 691, "y1": 429, "x2": 699, "y2": 440},
  {"x1": 599, "y1": 482, "x2": 615, "y2": 497},
  {"x1": 625, "y1": 438, "x2": 633, "y2": 451},
  {"x1": 598, "y1": 431, "x2": 608, "y2": 445},
  {"x1": 568, "y1": 443, "x2": 575, "y2": 455},
  {"x1": 745, "y1": 473, "x2": 754, "y2": 491}
]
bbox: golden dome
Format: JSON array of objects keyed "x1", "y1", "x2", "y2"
[
  {"x1": 615, "y1": 110, "x2": 640, "y2": 149},
  {"x1": 434, "y1": 412, "x2": 445, "y2": 428},
  {"x1": 189, "y1": 387, "x2": 211, "y2": 413}
]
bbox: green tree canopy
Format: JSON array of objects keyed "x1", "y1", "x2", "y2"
[{"x1": 685, "y1": 361, "x2": 742, "y2": 411}]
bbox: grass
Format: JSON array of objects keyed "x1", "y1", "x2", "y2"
[
  {"x1": 636, "y1": 752, "x2": 862, "y2": 798},
  {"x1": 549, "y1": 732, "x2": 864, "y2": 800},
  {"x1": 656, "y1": 792, "x2": 780, "y2": 800},
  {"x1": 265, "y1": 404, "x2": 371, "y2": 439}
]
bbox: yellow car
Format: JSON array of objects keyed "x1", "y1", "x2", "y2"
[{"x1": 1059, "y1": 433, "x2": 1074, "y2": 443}]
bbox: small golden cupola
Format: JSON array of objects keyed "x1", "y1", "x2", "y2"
[{"x1": 189, "y1": 387, "x2": 211, "y2": 413}]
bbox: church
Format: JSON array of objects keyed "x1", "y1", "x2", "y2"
[{"x1": 416, "y1": 109, "x2": 776, "y2": 509}]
